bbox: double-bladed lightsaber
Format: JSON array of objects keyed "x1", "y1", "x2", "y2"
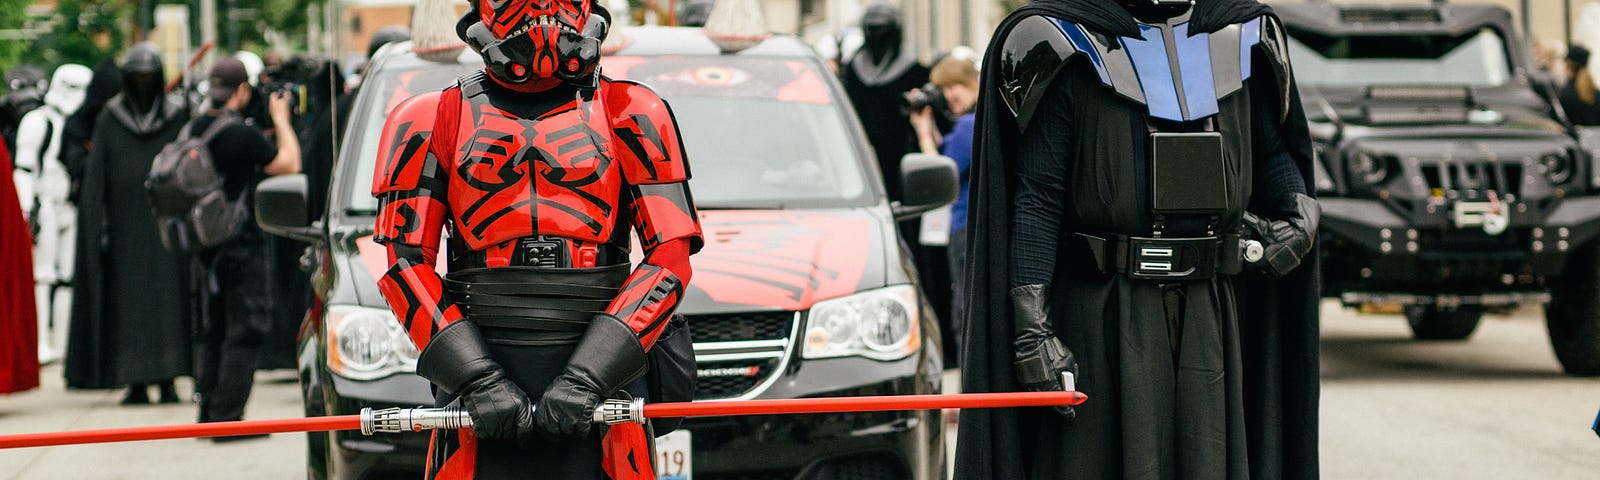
[{"x1": 0, "y1": 375, "x2": 1083, "y2": 449}]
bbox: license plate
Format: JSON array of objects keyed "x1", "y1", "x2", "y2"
[
  {"x1": 654, "y1": 429, "x2": 693, "y2": 480},
  {"x1": 1452, "y1": 201, "x2": 1492, "y2": 227}
]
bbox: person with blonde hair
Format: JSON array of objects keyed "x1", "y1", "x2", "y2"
[
  {"x1": 1560, "y1": 45, "x2": 1600, "y2": 126},
  {"x1": 909, "y1": 55, "x2": 980, "y2": 365}
]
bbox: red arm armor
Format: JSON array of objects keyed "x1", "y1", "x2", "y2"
[
  {"x1": 372, "y1": 89, "x2": 465, "y2": 349},
  {"x1": 603, "y1": 79, "x2": 703, "y2": 348}
]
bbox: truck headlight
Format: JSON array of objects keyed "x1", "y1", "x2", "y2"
[
  {"x1": 802, "y1": 285, "x2": 920, "y2": 361},
  {"x1": 325, "y1": 306, "x2": 419, "y2": 380},
  {"x1": 1349, "y1": 152, "x2": 1392, "y2": 186},
  {"x1": 1541, "y1": 152, "x2": 1573, "y2": 185}
]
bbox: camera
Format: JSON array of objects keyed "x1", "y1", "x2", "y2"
[
  {"x1": 902, "y1": 82, "x2": 949, "y2": 113},
  {"x1": 903, "y1": 82, "x2": 956, "y2": 133}
]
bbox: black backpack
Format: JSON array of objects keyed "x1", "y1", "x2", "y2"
[{"x1": 146, "y1": 112, "x2": 247, "y2": 253}]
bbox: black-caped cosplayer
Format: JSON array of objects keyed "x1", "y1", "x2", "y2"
[{"x1": 955, "y1": 1, "x2": 1321, "y2": 479}]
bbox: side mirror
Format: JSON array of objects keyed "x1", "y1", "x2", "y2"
[
  {"x1": 1576, "y1": 126, "x2": 1600, "y2": 190},
  {"x1": 255, "y1": 174, "x2": 320, "y2": 243},
  {"x1": 892, "y1": 153, "x2": 959, "y2": 222}
]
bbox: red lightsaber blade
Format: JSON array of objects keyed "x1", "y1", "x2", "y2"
[{"x1": 0, "y1": 390, "x2": 1085, "y2": 449}]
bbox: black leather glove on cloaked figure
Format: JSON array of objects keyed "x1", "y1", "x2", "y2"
[
  {"x1": 416, "y1": 321, "x2": 536, "y2": 443},
  {"x1": 1240, "y1": 193, "x2": 1321, "y2": 278},
  {"x1": 535, "y1": 314, "x2": 648, "y2": 439},
  {"x1": 1010, "y1": 284, "x2": 1079, "y2": 419}
]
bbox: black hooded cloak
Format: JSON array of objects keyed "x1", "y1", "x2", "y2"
[
  {"x1": 61, "y1": 59, "x2": 122, "y2": 199},
  {"x1": 64, "y1": 83, "x2": 192, "y2": 390},
  {"x1": 839, "y1": 2, "x2": 929, "y2": 203},
  {"x1": 955, "y1": 1, "x2": 1319, "y2": 479}
]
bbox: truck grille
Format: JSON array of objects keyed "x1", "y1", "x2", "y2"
[
  {"x1": 1419, "y1": 162, "x2": 1521, "y2": 198},
  {"x1": 687, "y1": 311, "x2": 799, "y2": 400}
]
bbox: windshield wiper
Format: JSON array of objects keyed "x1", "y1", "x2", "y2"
[{"x1": 698, "y1": 202, "x2": 788, "y2": 210}]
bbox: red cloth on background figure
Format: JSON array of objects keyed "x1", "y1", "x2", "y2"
[{"x1": 0, "y1": 141, "x2": 40, "y2": 394}]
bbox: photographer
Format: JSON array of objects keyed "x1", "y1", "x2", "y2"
[
  {"x1": 186, "y1": 57, "x2": 299, "y2": 434},
  {"x1": 907, "y1": 55, "x2": 979, "y2": 362}
]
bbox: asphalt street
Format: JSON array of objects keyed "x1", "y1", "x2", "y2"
[{"x1": 2, "y1": 301, "x2": 1598, "y2": 479}]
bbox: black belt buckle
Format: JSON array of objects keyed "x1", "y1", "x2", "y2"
[
  {"x1": 511, "y1": 236, "x2": 570, "y2": 268},
  {"x1": 1125, "y1": 236, "x2": 1219, "y2": 281}
]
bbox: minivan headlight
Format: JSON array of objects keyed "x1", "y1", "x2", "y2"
[
  {"x1": 1349, "y1": 152, "x2": 1392, "y2": 186},
  {"x1": 802, "y1": 285, "x2": 920, "y2": 361},
  {"x1": 325, "y1": 306, "x2": 419, "y2": 380},
  {"x1": 1541, "y1": 152, "x2": 1573, "y2": 185}
]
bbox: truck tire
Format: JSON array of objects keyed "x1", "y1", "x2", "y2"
[
  {"x1": 1404, "y1": 305, "x2": 1482, "y2": 340},
  {"x1": 1547, "y1": 243, "x2": 1600, "y2": 375}
]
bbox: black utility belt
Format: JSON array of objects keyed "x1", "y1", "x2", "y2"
[
  {"x1": 445, "y1": 265, "x2": 626, "y2": 340},
  {"x1": 1077, "y1": 232, "x2": 1246, "y2": 281},
  {"x1": 451, "y1": 235, "x2": 630, "y2": 270}
]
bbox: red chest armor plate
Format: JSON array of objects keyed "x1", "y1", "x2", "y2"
[{"x1": 443, "y1": 86, "x2": 624, "y2": 250}]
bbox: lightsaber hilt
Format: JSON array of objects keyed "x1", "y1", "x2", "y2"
[
  {"x1": 360, "y1": 407, "x2": 473, "y2": 435},
  {"x1": 594, "y1": 397, "x2": 647, "y2": 425}
]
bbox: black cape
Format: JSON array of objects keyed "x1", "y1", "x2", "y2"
[
  {"x1": 64, "y1": 94, "x2": 192, "y2": 389},
  {"x1": 955, "y1": 1, "x2": 1320, "y2": 479}
]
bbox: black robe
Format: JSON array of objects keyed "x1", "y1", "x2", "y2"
[
  {"x1": 64, "y1": 94, "x2": 192, "y2": 389},
  {"x1": 955, "y1": 1, "x2": 1319, "y2": 479}
]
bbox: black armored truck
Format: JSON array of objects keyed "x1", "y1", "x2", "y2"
[{"x1": 1277, "y1": 2, "x2": 1600, "y2": 373}]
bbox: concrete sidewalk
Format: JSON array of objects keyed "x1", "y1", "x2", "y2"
[{"x1": 0, "y1": 364, "x2": 305, "y2": 479}]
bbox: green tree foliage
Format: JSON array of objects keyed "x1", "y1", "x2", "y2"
[
  {"x1": 223, "y1": 0, "x2": 320, "y2": 52},
  {"x1": 30, "y1": 0, "x2": 134, "y2": 70},
  {"x1": 0, "y1": 0, "x2": 28, "y2": 74}
]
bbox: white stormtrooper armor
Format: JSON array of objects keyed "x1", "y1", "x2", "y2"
[{"x1": 13, "y1": 64, "x2": 90, "y2": 364}]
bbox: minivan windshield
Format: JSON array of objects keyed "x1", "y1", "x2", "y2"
[
  {"x1": 344, "y1": 55, "x2": 871, "y2": 215},
  {"x1": 1287, "y1": 28, "x2": 1513, "y2": 87}
]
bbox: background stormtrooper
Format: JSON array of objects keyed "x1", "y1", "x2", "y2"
[{"x1": 12, "y1": 64, "x2": 92, "y2": 364}]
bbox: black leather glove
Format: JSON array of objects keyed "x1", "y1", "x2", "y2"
[
  {"x1": 416, "y1": 321, "x2": 535, "y2": 443},
  {"x1": 535, "y1": 314, "x2": 648, "y2": 439},
  {"x1": 1010, "y1": 284, "x2": 1079, "y2": 419},
  {"x1": 1240, "y1": 193, "x2": 1320, "y2": 278}
]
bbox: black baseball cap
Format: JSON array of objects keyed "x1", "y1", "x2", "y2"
[{"x1": 206, "y1": 56, "x2": 249, "y2": 104}]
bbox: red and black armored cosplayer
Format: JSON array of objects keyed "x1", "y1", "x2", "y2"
[{"x1": 371, "y1": 2, "x2": 702, "y2": 479}]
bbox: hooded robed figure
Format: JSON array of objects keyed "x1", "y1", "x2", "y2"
[
  {"x1": 956, "y1": 1, "x2": 1321, "y2": 479},
  {"x1": 839, "y1": 1, "x2": 957, "y2": 352},
  {"x1": 65, "y1": 43, "x2": 192, "y2": 399},
  {"x1": 60, "y1": 59, "x2": 123, "y2": 199},
  {"x1": 840, "y1": 1, "x2": 929, "y2": 203}
]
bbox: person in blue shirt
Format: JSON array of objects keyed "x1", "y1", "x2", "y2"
[{"x1": 909, "y1": 55, "x2": 979, "y2": 365}]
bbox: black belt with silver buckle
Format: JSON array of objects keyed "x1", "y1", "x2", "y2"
[
  {"x1": 451, "y1": 235, "x2": 630, "y2": 270},
  {"x1": 1078, "y1": 232, "x2": 1245, "y2": 281}
]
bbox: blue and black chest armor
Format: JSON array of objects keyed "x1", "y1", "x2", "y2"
[
  {"x1": 999, "y1": 12, "x2": 1295, "y2": 227},
  {"x1": 998, "y1": 12, "x2": 1295, "y2": 130},
  {"x1": 997, "y1": 12, "x2": 1299, "y2": 278}
]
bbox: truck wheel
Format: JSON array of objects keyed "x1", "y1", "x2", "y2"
[
  {"x1": 1547, "y1": 244, "x2": 1600, "y2": 375},
  {"x1": 1404, "y1": 305, "x2": 1482, "y2": 340}
]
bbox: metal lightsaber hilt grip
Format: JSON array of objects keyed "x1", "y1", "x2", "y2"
[
  {"x1": 360, "y1": 407, "x2": 473, "y2": 435},
  {"x1": 593, "y1": 398, "x2": 646, "y2": 425}
]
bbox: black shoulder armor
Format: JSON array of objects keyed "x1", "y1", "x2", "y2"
[
  {"x1": 1254, "y1": 15, "x2": 1296, "y2": 122},
  {"x1": 997, "y1": 15, "x2": 1084, "y2": 131}
]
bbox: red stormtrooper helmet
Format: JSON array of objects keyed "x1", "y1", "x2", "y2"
[{"x1": 457, "y1": 0, "x2": 610, "y2": 90}]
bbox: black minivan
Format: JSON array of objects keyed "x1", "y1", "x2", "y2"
[{"x1": 257, "y1": 27, "x2": 955, "y2": 480}]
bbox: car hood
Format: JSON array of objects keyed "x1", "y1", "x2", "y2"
[
  {"x1": 1300, "y1": 84, "x2": 1567, "y2": 136},
  {"x1": 345, "y1": 208, "x2": 892, "y2": 315}
]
